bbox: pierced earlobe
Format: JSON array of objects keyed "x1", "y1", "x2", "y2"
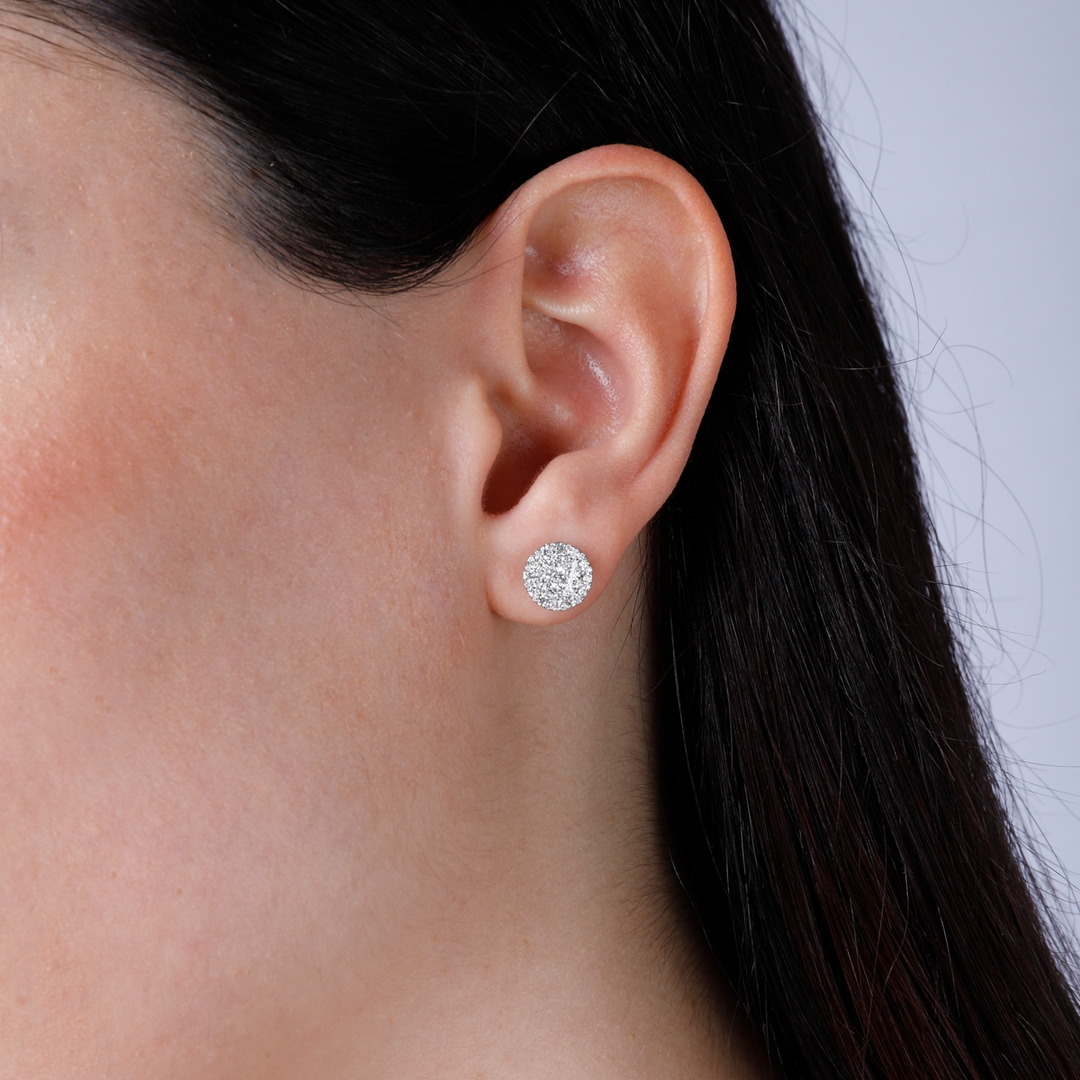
[{"x1": 523, "y1": 543, "x2": 593, "y2": 611}]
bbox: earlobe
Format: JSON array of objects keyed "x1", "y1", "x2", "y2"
[{"x1": 471, "y1": 145, "x2": 735, "y2": 625}]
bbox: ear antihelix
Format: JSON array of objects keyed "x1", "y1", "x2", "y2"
[{"x1": 523, "y1": 542, "x2": 593, "y2": 611}]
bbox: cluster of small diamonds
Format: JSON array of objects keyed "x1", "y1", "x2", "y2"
[{"x1": 523, "y1": 542, "x2": 593, "y2": 611}]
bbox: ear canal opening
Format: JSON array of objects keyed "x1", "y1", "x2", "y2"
[
  {"x1": 481, "y1": 406, "x2": 559, "y2": 515},
  {"x1": 483, "y1": 310, "x2": 625, "y2": 515}
]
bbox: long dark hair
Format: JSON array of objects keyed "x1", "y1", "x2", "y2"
[{"x1": 19, "y1": 1, "x2": 1080, "y2": 1076}]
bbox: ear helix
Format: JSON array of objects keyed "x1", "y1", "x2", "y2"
[{"x1": 523, "y1": 543, "x2": 593, "y2": 611}]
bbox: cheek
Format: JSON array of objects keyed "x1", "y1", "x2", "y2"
[
  {"x1": 0, "y1": 329, "x2": 248, "y2": 665},
  {"x1": 0, "y1": 54, "x2": 480, "y2": 1068},
  {"x1": 0, "y1": 257, "x2": 471, "y2": 738},
  {"x1": 0, "y1": 303, "x2": 477, "y2": 1066},
  {"x1": 0, "y1": 305, "x2": 433, "y2": 652},
  {"x1": 0, "y1": 282, "x2": 476, "y2": 746},
  {"x1": 0, "y1": 369, "x2": 167, "y2": 588}
]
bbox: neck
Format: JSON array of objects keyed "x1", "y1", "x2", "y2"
[
  {"x1": 146, "y1": 548, "x2": 770, "y2": 1079},
  {"x1": 301, "y1": 559, "x2": 767, "y2": 1079}
]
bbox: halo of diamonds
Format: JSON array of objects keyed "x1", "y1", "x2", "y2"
[{"x1": 523, "y1": 543, "x2": 593, "y2": 611}]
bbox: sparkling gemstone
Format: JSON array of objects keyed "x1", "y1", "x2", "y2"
[{"x1": 523, "y1": 542, "x2": 593, "y2": 611}]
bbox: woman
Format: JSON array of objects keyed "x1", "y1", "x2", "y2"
[{"x1": 0, "y1": 1, "x2": 1076, "y2": 1076}]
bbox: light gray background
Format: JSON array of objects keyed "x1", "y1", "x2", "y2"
[{"x1": 793, "y1": 1, "x2": 1080, "y2": 939}]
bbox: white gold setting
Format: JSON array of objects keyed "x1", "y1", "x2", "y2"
[{"x1": 523, "y1": 542, "x2": 593, "y2": 611}]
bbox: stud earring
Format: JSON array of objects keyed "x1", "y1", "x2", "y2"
[{"x1": 523, "y1": 542, "x2": 593, "y2": 611}]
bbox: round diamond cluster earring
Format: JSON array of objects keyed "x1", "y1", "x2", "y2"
[{"x1": 523, "y1": 542, "x2": 593, "y2": 611}]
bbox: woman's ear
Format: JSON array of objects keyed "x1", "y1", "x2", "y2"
[{"x1": 465, "y1": 145, "x2": 735, "y2": 624}]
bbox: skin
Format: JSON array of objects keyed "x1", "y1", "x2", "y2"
[{"x1": 0, "y1": 20, "x2": 759, "y2": 1079}]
